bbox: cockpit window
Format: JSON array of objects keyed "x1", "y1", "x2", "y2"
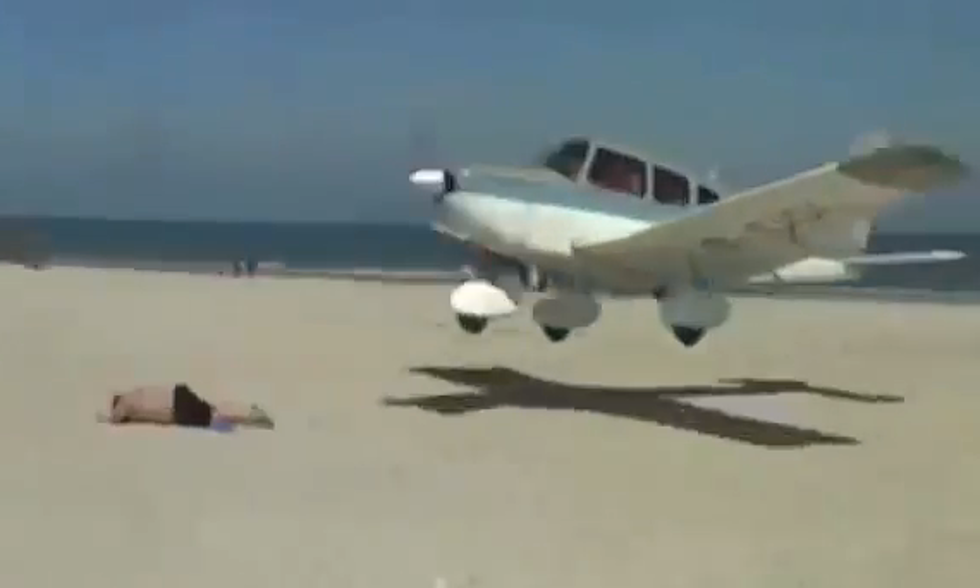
[
  {"x1": 652, "y1": 165, "x2": 690, "y2": 206},
  {"x1": 540, "y1": 139, "x2": 589, "y2": 181},
  {"x1": 697, "y1": 185, "x2": 719, "y2": 205},
  {"x1": 587, "y1": 147, "x2": 647, "y2": 197}
]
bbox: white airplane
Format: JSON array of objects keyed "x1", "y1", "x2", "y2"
[{"x1": 409, "y1": 136, "x2": 970, "y2": 347}]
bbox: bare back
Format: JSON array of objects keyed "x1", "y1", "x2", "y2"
[{"x1": 108, "y1": 385, "x2": 176, "y2": 425}]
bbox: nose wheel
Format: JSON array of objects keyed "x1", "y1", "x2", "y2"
[
  {"x1": 541, "y1": 325, "x2": 570, "y2": 342},
  {"x1": 456, "y1": 313, "x2": 488, "y2": 334}
]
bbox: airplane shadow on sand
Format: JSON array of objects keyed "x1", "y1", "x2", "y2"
[{"x1": 382, "y1": 366, "x2": 904, "y2": 449}]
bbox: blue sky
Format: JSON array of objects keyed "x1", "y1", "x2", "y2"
[{"x1": 0, "y1": 0, "x2": 977, "y2": 230}]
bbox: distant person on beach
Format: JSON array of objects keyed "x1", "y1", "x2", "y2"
[{"x1": 96, "y1": 383, "x2": 275, "y2": 430}]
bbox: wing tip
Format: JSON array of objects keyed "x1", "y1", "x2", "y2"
[{"x1": 838, "y1": 144, "x2": 970, "y2": 192}]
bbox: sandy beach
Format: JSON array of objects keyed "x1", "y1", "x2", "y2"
[{"x1": 1, "y1": 263, "x2": 978, "y2": 587}]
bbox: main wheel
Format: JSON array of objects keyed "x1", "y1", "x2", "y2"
[
  {"x1": 542, "y1": 325, "x2": 570, "y2": 342},
  {"x1": 456, "y1": 313, "x2": 488, "y2": 334},
  {"x1": 671, "y1": 326, "x2": 706, "y2": 347}
]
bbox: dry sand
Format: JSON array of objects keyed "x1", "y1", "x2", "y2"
[{"x1": 1, "y1": 264, "x2": 979, "y2": 588}]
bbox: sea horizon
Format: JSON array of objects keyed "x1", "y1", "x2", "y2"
[
  {"x1": 0, "y1": 214, "x2": 978, "y2": 297},
  {"x1": 0, "y1": 212, "x2": 976, "y2": 233}
]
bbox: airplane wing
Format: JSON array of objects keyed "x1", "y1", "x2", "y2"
[{"x1": 572, "y1": 144, "x2": 969, "y2": 287}]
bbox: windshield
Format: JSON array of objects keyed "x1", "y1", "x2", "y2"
[{"x1": 538, "y1": 139, "x2": 590, "y2": 180}]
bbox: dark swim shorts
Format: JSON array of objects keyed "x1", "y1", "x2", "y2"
[{"x1": 172, "y1": 383, "x2": 214, "y2": 427}]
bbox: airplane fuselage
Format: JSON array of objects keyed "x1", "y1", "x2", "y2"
[
  {"x1": 410, "y1": 135, "x2": 969, "y2": 346},
  {"x1": 435, "y1": 167, "x2": 681, "y2": 289},
  {"x1": 434, "y1": 167, "x2": 877, "y2": 294}
]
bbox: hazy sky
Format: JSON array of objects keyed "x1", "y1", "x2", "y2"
[{"x1": 0, "y1": 0, "x2": 977, "y2": 230}]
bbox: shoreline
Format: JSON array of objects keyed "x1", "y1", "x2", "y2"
[{"x1": 15, "y1": 258, "x2": 980, "y2": 306}]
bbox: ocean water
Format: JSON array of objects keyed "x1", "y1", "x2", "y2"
[{"x1": 1, "y1": 216, "x2": 979, "y2": 295}]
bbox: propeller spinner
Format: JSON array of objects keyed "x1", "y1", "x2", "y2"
[{"x1": 409, "y1": 168, "x2": 458, "y2": 200}]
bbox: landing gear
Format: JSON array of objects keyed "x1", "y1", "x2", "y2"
[
  {"x1": 541, "y1": 325, "x2": 570, "y2": 342},
  {"x1": 449, "y1": 279, "x2": 518, "y2": 336},
  {"x1": 671, "y1": 326, "x2": 706, "y2": 347},
  {"x1": 531, "y1": 293, "x2": 599, "y2": 343},
  {"x1": 449, "y1": 271, "x2": 600, "y2": 343},
  {"x1": 456, "y1": 313, "x2": 488, "y2": 334},
  {"x1": 657, "y1": 287, "x2": 731, "y2": 348}
]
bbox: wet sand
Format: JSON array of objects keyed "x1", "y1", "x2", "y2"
[{"x1": 1, "y1": 264, "x2": 978, "y2": 587}]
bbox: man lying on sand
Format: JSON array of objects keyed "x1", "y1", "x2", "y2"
[{"x1": 97, "y1": 383, "x2": 274, "y2": 430}]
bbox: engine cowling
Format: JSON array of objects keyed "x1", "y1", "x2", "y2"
[{"x1": 658, "y1": 289, "x2": 731, "y2": 346}]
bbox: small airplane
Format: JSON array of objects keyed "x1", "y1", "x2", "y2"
[{"x1": 408, "y1": 135, "x2": 970, "y2": 347}]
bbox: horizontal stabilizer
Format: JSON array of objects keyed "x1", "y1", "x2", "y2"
[
  {"x1": 842, "y1": 250, "x2": 965, "y2": 266},
  {"x1": 749, "y1": 258, "x2": 855, "y2": 284},
  {"x1": 749, "y1": 249, "x2": 966, "y2": 285}
]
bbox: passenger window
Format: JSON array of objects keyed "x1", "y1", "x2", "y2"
[
  {"x1": 697, "y1": 185, "x2": 719, "y2": 205},
  {"x1": 652, "y1": 166, "x2": 690, "y2": 205},
  {"x1": 540, "y1": 139, "x2": 590, "y2": 181},
  {"x1": 586, "y1": 148, "x2": 647, "y2": 197}
]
